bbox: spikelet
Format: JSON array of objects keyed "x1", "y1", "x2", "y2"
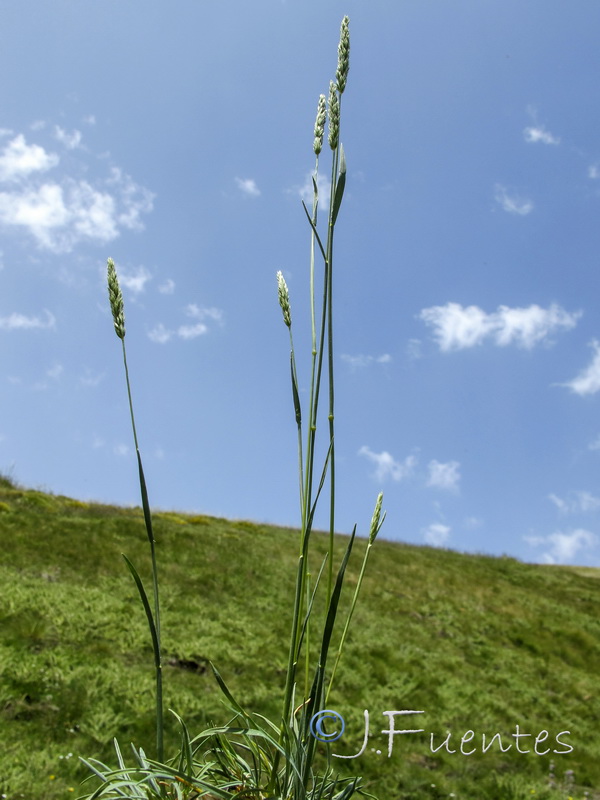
[
  {"x1": 327, "y1": 81, "x2": 340, "y2": 151},
  {"x1": 336, "y1": 16, "x2": 350, "y2": 95},
  {"x1": 107, "y1": 258, "x2": 125, "y2": 339},
  {"x1": 276, "y1": 270, "x2": 292, "y2": 328},
  {"x1": 313, "y1": 94, "x2": 327, "y2": 156}
]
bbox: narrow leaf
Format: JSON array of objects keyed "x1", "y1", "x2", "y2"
[
  {"x1": 290, "y1": 352, "x2": 302, "y2": 426},
  {"x1": 136, "y1": 450, "x2": 154, "y2": 546},
  {"x1": 302, "y1": 200, "x2": 328, "y2": 262},
  {"x1": 122, "y1": 554, "x2": 160, "y2": 668},
  {"x1": 331, "y1": 145, "x2": 346, "y2": 225}
]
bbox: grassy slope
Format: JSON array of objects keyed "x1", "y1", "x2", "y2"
[{"x1": 0, "y1": 476, "x2": 599, "y2": 800}]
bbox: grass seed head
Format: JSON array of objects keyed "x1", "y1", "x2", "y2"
[
  {"x1": 368, "y1": 492, "x2": 385, "y2": 545},
  {"x1": 327, "y1": 81, "x2": 340, "y2": 150},
  {"x1": 276, "y1": 270, "x2": 292, "y2": 327},
  {"x1": 107, "y1": 258, "x2": 126, "y2": 339},
  {"x1": 313, "y1": 94, "x2": 327, "y2": 156},
  {"x1": 336, "y1": 16, "x2": 350, "y2": 94}
]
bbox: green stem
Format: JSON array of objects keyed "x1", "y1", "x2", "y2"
[{"x1": 121, "y1": 338, "x2": 163, "y2": 763}]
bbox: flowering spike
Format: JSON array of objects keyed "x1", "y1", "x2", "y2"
[
  {"x1": 327, "y1": 81, "x2": 340, "y2": 150},
  {"x1": 313, "y1": 94, "x2": 327, "y2": 156},
  {"x1": 368, "y1": 492, "x2": 385, "y2": 544},
  {"x1": 107, "y1": 258, "x2": 125, "y2": 339},
  {"x1": 276, "y1": 270, "x2": 292, "y2": 327},
  {"x1": 336, "y1": 16, "x2": 350, "y2": 95}
]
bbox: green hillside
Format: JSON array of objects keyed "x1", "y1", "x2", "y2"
[{"x1": 0, "y1": 474, "x2": 599, "y2": 800}]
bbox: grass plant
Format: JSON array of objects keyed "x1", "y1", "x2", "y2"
[{"x1": 77, "y1": 15, "x2": 385, "y2": 800}]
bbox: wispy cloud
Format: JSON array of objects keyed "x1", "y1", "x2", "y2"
[
  {"x1": 588, "y1": 164, "x2": 600, "y2": 180},
  {"x1": 423, "y1": 522, "x2": 451, "y2": 547},
  {"x1": 523, "y1": 125, "x2": 560, "y2": 145},
  {"x1": 118, "y1": 265, "x2": 151, "y2": 294},
  {"x1": 341, "y1": 353, "x2": 391, "y2": 369},
  {"x1": 0, "y1": 310, "x2": 55, "y2": 330},
  {"x1": 235, "y1": 177, "x2": 261, "y2": 197},
  {"x1": 525, "y1": 528, "x2": 598, "y2": 564},
  {"x1": 0, "y1": 132, "x2": 154, "y2": 253},
  {"x1": 158, "y1": 279, "x2": 175, "y2": 295},
  {"x1": 291, "y1": 172, "x2": 331, "y2": 211},
  {"x1": 427, "y1": 459, "x2": 461, "y2": 492},
  {"x1": 80, "y1": 368, "x2": 105, "y2": 388},
  {"x1": 560, "y1": 340, "x2": 600, "y2": 395},
  {"x1": 494, "y1": 184, "x2": 533, "y2": 215},
  {"x1": 147, "y1": 323, "x2": 172, "y2": 344},
  {"x1": 53, "y1": 126, "x2": 82, "y2": 150},
  {"x1": 406, "y1": 338, "x2": 422, "y2": 360},
  {"x1": 358, "y1": 445, "x2": 417, "y2": 482},
  {"x1": 148, "y1": 304, "x2": 224, "y2": 344},
  {"x1": 548, "y1": 490, "x2": 600, "y2": 514},
  {"x1": 420, "y1": 302, "x2": 580, "y2": 352},
  {"x1": 46, "y1": 363, "x2": 63, "y2": 380}
]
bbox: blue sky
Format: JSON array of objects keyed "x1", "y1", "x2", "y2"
[{"x1": 1, "y1": 1, "x2": 600, "y2": 566}]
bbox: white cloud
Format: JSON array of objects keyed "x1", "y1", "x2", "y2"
[
  {"x1": 114, "y1": 443, "x2": 130, "y2": 457},
  {"x1": 523, "y1": 126, "x2": 560, "y2": 145},
  {"x1": 427, "y1": 460, "x2": 461, "y2": 492},
  {"x1": 560, "y1": 340, "x2": 600, "y2": 395},
  {"x1": 54, "y1": 126, "x2": 82, "y2": 150},
  {"x1": 588, "y1": 164, "x2": 600, "y2": 180},
  {"x1": 158, "y1": 279, "x2": 175, "y2": 295},
  {"x1": 185, "y1": 304, "x2": 223, "y2": 323},
  {"x1": 148, "y1": 304, "x2": 223, "y2": 344},
  {"x1": 147, "y1": 323, "x2": 173, "y2": 344},
  {"x1": 118, "y1": 265, "x2": 151, "y2": 294},
  {"x1": 0, "y1": 134, "x2": 59, "y2": 182},
  {"x1": 548, "y1": 490, "x2": 600, "y2": 514},
  {"x1": 235, "y1": 177, "x2": 261, "y2": 197},
  {"x1": 526, "y1": 528, "x2": 598, "y2": 564},
  {"x1": 423, "y1": 522, "x2": 451, "y2": 547},
  {"x1": 0, "y1": 133, "x2": 154, "y2": 253},
  {"x1": 0, "y1": 310, "x2": 55, "y2": 331},
  {"x1": 341, "y1": 353, "x2": 391, "y2": 369},
  {"x1": 293, "y1": 171, "x2": 332, "y2": 211},
  {"x1": 588, "y1": 435, "x2": 600, "y2": 451},
  {"x1": 494, "y1": 184, "x2": 533, "y2": 215},
  {"x1": 420, "y1": 302, "x2": 580, "y2": 352},
  {"x1": 177, "y1": 322, "x2": 208, "y2": 340},
  {"x1": 358, "y1": 445, "x2": 416, "y2": 482},
  {"x1": 463, "y1": 516, "x2": 483, "y2": 529}
]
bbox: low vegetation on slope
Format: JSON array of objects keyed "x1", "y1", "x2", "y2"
[{"x1": 0, "y1": 475, "x2": 599, "y2": 799}]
